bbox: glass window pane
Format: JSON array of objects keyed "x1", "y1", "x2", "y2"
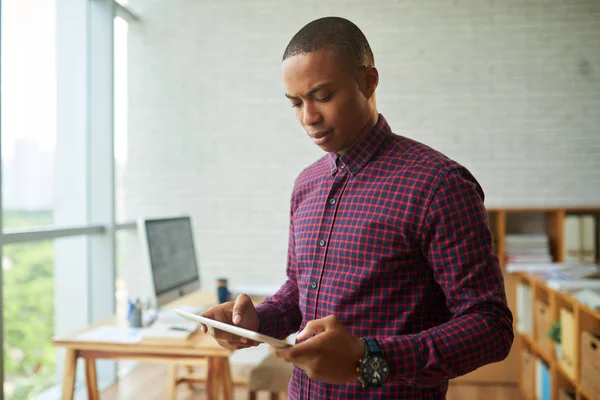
[
  {"x1": 115, "y1": 228, "x2": 142, "y2": 325},
  {"x1": 3, "y1": 240, "x2": 54, "y2": 399},
  {"x1": 2, "y1": 235, "x2": 89, "y2": 399},
  {"x1": 1, "y1": 0, "x2": 57, "y2": 229},
  {"x1": 2, "y1": 0, "x2": 92, "y2": 231},
  {"x1": 114, "y1": 16, "x2": 129, "y2": 223},
  {"x1": 3, "y1": 210, "x2": 53, "y2": 230},
  {"x1": 115, "y1": 229, "x2": 142, "y2": 378}
]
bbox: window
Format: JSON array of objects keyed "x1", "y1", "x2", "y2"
[
  {"x1": 1, "y1": 0, "x2": 57, "y2": 229},
  {"x1": 3, "y1": 236, "x2": 90, "y2": 400},
  {"x1": 3, "y1": 240, "x2": 54, "y2": 399},
  {"x1": 115, "y1": 229, "x2": 142, "y2": 325},
  {"x1": 115, "y1": 229, "x2": 141, "y2": 378},
  {"x1": 1, "y1": 1, "x2": 139, "y2": 397},
  {"x1": 115, "y1": 15, "x2": 129, "y2": 223}
]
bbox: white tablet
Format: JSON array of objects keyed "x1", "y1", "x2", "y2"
[{"x1": 173, "y1": 309, "x2": 292, "y2": 348}]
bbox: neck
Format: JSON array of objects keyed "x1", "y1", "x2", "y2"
[{"x1": 337, "y1": 109, "x2": 379, "y2": 156}]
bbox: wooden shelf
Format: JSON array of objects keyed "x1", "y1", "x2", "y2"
[
  {"x1": 518, "y1": 386, "x2": 535, "y2": 400},
  {"x1": 520, "y1": 332, "x2": 553, "y2": 364},
  {"x1": 556, "y1": 361, "x2": 576, "y2": 388},
  {"x1": 459, "y1": 206, "x2": 599, "y2": 387},
  {"x1": 514, "y1": 272, "x2": 600, "y2": 400},
  {"x1": 485, "y1": 206, "x2": 600, "y2": 267},
  {"x1": 494, "y1": 206, "x2": 599, "y2": 398},
  {"x1": 486, "y1": 206, "x2": 600, "y2": 213},
  {"x1": 579, "y1": 301, "x2": 600, "y2": 322},
  {"x1": 579, "y1": 387, "x2": 596, "y2": 400}
]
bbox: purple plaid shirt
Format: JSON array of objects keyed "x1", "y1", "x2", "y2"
[{"x1": 255, "y1": 114, "x2": 513, "y2": 399}]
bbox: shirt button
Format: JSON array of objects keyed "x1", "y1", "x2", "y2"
[
  {"x1": 329, "y1": 198, "x2": 336, "y2": 205},
  {"x1": 350, "y1": 166, "x2": 357, "y2": 173},
  {"x1": 318, "y1": 239, "x2": 326, "y2": 247},
  {"x1": 310, "y1": 281, "x2": 317, "y2": 289},
  {"x1": 339, "y1": 163, "x2": 346, "y2": 169}
]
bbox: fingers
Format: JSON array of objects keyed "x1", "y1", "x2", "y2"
[
  {"x1": 276, "y1": 315, "x2": 340, "y2": 363},
  {"x1": 232, "y1": 294, "x2": 252, "y2": 325},
  {"x1": 296, "y1": 315, "x2": 337, "y2": 342},
  {"x1": 197, "y1": 296, "x2": 261, "y2": 349},
  {"x1": 216, "y1": 338, "x2": 260, "y2": 351},
  {"x1": 206, "y1": 326, "x2": 259, "y2": 347},
  {"x1": 275, "y1": 331, "x2": 323, "y2": 364},
  {"x1": 198, "y1": 303, "x2": 231, "y2": 333},
  {"x1": 198, "y1": 323, "x2": 212, "y2": 335},
  {"x1": 211, "y1": 306, "x2": 243, "y2": 343},
  {"x1": 197, "y1": 303, "x2": 236, "y2": 340},
  {"x1": 198, "y1": 301, "x2": 260, "y2": 347}
]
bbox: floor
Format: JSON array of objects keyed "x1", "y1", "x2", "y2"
[{"x1": 101, "y1": 362, "x2": 522, "y2": 400}]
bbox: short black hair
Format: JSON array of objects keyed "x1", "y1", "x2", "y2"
[{"x1": 282, "y1": 17, "x2": 374, "y2": 72}]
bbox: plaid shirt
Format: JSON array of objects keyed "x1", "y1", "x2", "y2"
[{"x1": 255, "y1": 114, "x2": 514, "y2": 399}]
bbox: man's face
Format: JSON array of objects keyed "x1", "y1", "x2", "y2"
[{"x1": 282, "y1": 50, "x2": 374, "y2": 154}]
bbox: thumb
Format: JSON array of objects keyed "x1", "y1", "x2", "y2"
[
  {"x1": 232, "y1": 294, "x2": 252, "y2": 325},
  {"x1": 296, "y1": 318, "x2": 328, "y2": 342}
]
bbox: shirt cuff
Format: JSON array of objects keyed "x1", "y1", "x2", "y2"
[
  {"x1": 254, "y1": 302, "x2": 288, "y2": 340},
  {"x1": 378, "y1": 334, "x2": 424, "y2": 384}
]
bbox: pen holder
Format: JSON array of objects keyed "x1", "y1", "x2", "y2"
[
  {"x1": 217, "y1": 278, "x2": 230, "y2": 304},
  {"x1": 128, "y1": 307, "x2": 143, "y2": 328}
]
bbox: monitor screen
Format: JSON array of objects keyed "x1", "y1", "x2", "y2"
[{"x1": 144, "y1": 217, "x2": 199, "y2": 297}]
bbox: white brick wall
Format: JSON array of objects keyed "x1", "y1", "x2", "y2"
[{"x1": 122, "y1": 0, "x2": 600, "y2": 288}]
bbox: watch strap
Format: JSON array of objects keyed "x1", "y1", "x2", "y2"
[{"x1": 362, "y1": 337, "x2": 382, "y2": 357}]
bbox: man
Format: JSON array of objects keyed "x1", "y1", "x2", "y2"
[{"x1": 200, "y1": 16, "x2": 513, "y2": 399}]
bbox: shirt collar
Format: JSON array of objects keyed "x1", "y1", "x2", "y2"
[{"x1": 327, "y1": 114, "x2": 392, "y2": 176}]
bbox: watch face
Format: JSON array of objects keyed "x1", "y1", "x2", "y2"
[{"x1": 360, "y1": 356, "x2": 389, "y2": 386}]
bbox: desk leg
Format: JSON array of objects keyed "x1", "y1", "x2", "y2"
[
  {"x1": 219, "y1": 357, "x2": 234, "y2": 400},
  {"x1": 166, "y1": 365, "x2": 177, "y2": 400},
  {"x1": 206, "y1": 357, "x2": 220, "y2": 400},
  {"x1": 84, "y1": 358, "x2": 99, "y2": 400},
  {"x1": 61, "y1": 349, "x2": 78, "y2": 400},
  {"x1": 186, "y1": 365, "x2": 195, "y2": 390}
]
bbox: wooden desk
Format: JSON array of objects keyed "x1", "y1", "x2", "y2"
[{"x1": 53, "y1": 291, "x2": 246, "y2": 400}]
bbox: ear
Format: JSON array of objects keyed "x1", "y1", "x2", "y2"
[{"x1": 358, "y1": 66, "x2": 379, "y2": 99}]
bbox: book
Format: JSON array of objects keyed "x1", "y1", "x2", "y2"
[
  {"x1": 581, "y1": 215, "x2": 597, "y2": 264},
  {"x1": 564, "y1": 216, "x2": 582, "y2": 262}
]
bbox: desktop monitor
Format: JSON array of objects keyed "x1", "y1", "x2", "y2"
[{"x1": 138, "y1": 216, "x2": 200, "y2": 308}]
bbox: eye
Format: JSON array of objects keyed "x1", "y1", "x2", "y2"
[
  {"x1": 291, "y1": 102, "x2": 302, "y2": 109},
  {"x1": 315, "y1": 94, "x2": 333, "y2": 102}
]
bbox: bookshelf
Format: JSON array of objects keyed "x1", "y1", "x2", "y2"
[
  {"x1": 456, "y1": 206, "x2": 600, "y2": 387},
  {"x1": 514, "y1": 272, "x2": 600, "y2": 400},
  {"x1": 486, "y1": 206, "x2": 600, "y2": 268}
]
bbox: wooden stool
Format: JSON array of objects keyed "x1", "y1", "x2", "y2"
[
  {"x1": 170, "y1": 357, "x2": 250, "y2": 399},
  {"x1": 248, "y1": 353, "x2": 293, "y2": 400}
]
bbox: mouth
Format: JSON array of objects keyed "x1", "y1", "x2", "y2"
[
  {"x1": 308, "y1": 129, "x2": 333, "y2": 146},
  {"x1": 309, "y1": 129, "x2": 333, "y2": 139}
]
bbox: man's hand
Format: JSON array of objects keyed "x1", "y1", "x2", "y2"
[
  {"x1": 198, "y1": 294, "x2": 260, "y2": 350},
  {"x1": 273, "y1": 315, "x2": 365, "y2": 384}
]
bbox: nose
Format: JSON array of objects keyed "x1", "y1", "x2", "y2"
[{"x1": 302, "y1": 102, "x2": 323, "y2": 126}]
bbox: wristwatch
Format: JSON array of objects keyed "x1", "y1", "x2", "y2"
[{"x1": 357, "y1": 338, "x2": 390, "y2": 388}]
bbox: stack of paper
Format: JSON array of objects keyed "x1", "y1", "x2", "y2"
[
  {"x1": 506, "y1": 234, "x2": 552, "y2": 265},
  {"x1": 573, "y1": 289, "x2": 600, "y2": 311},
  {"x1": 507, "y1": 262, "x2": 599, "y2": 278},
  {"x1": 539, "y1": 263, "x2": 600, "y2": 291},
  {"x1": 76, "y1": 326, "x2": 142, "y2": 344}
]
